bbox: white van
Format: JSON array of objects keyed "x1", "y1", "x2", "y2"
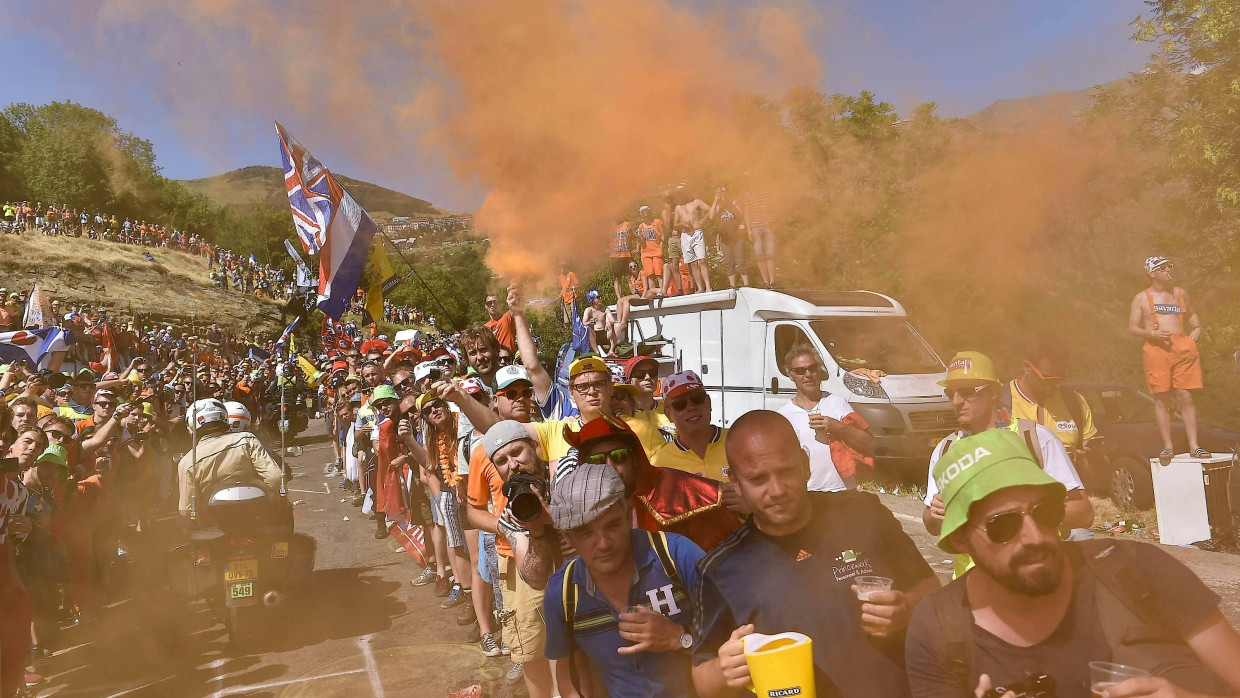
[
  {"x1": 393, "y1": 329, "x2": 424, "y2": 348},
  {"x1": 624, "y1": 288, "x2": 955, "y2": 478}
]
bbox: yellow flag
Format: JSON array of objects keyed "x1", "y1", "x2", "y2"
[
  {"x1": 298, "y1": 354, "x2": 324, "y2": 388},
  {"x1": 364, "y1": 240, "x2": 395, "y2": 324}
]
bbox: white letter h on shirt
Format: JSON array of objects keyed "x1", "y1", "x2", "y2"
[{"x1": 646, "y1": 584, "x2": 681, "y2": 616}]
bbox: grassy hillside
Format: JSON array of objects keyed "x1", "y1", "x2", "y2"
[
  {"x1": 179, "y1": 165, "x2": 445, "y2": 219},
  {"x1": 966, "y1": 81, "x2": 1119, "y2": 132},
  {"x1": 0, "y1": 234, "x2": 285, "y2": 334}
]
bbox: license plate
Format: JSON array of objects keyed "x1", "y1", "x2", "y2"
[
  {"x1": 225, "y1": 558, "x2": 258, "y2": 581},
  {"x1": 271, "y1": 542, "x2": 288, "y2": 559},
  {"x1": 230, "y1": 582, "x2": 254, "y2": 599}
]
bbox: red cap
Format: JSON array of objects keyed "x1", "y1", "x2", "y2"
[
  {"x1": 661, "y1": 370, "x2": 703, "y2": 400},
  {"x1": 623, "y1": 355, "x2": 658, "y2": 377},
  {"x1": 564, "y1": 416, "x2": 642, "y2": 453},
  {"x1": 360, "y1": 339, "x2": 390, "y2": 355}
]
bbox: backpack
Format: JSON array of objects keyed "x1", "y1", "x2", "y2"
[
  {"x1": 928, "y1": 539, "x2": 1227, "y2": 695},
  {"x1": 940, "y1": 418, "x2": 1045, "y2": 469},
  {"x1": 560, "y1": 530, "x2": 687, "y2": 691},
  {"x1": 999, "y1": 382, "x2": 1087, "y2": 447}
]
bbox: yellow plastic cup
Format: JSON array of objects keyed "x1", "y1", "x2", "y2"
[{"x1": 742, "y1": 631, "x2": 816, "y2": 698}]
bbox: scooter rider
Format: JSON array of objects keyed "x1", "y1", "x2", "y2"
[{"x1": 176, "y1": 398, "x2": 286, "y2": 523}]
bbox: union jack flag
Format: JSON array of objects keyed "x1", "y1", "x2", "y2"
[{"x1": 277, "y1": 122, "x2": 337, "y2": 254}]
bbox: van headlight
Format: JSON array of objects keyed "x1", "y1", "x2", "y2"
[{"x1": 843, "y1": 371, "x2": 888, "y2": 400}]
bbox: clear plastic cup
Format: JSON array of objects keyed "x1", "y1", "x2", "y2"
[
  {"x1": 1089, "y1": 661, "x2": 1149, "y2": 697},
  {"x1": 854, "y1": 575, "x2": 893, "y2": 601}
]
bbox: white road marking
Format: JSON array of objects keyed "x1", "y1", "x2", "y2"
[
  {"x1": 205, "y1": 668, "x2": 368, "y2": 697},
  {"x1": 358, "y1": 635, "x2": 386, "y2": 698},
  {"x1": 285, "y1": 488, "x2": 328, "y2": 494}
]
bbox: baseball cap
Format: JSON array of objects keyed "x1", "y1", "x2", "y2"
[
  {"x1": 564, "y1": 415, "x2": 641, "y2": 453},
  {"x1": 35, "y1": 444, "x2": 68, "y2": 469},
  {"x1": 483, "y1": 419, "x2": 534, "y2": 461},
  {"x1": 349, "y1": 393, "x2": 363, "y2": 404},
  {"x1": 934, "y1": 428, "x2": 1065, "y2": 553},
  {"x1": 549, "y1": 462, "x2": 626, "y2": 530},
  {"x1": 586, "y1": 289, "x2": 601, "y2": 303},
  {"x1": 74, "y1": 368, "x2": 94, "y2": 381},
  {"x1": 638, "y1": 205, "x2": 651, "y2": 213},
  {"x1": 937, "y1": 351, "x2": 999, "y2": 388},
  {"x1": 413, "y1": 361, "x2": 437, "y2": 382},
  {"x1": 569, "y1": 356, "x2": 609, "y2": 379},
  {"x1": 661, "y1": 370, "x2": 704, "y2": 400},
  {"x1": 371, "y1": 384, "x2": 399, "y2": 403},
  {"x1": 1144, "y1": 255, "x2": 1172, "y2": 274},
  {"x1": 623, "y1": 355, "x2": 658, "y2": 378},
  {"x1": 495, "y1": 365, "x2": 532, "y2": 390},
  {"x1": 459, "y1": 377, "x2": 492, "y2": 398}
]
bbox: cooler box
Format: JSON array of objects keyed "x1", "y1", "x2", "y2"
[{"x1": 1150, "y1": 453, "x2": 1234, "y2": 546}]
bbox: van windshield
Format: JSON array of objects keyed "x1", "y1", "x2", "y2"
[{"x1": 810, "y1": 318, "x2": 944, "y2": 375}]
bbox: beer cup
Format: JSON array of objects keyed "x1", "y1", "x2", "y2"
[{"x1": 1089, "y1": 661, "x2": 1149, "y2": 697}]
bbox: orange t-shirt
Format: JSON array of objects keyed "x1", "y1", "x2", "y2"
[
  {"x1": 559, "y1": 272, "x2": 579, "y2": 305},
  {"x1": 465, "y1": 442, "x2": 512, "y2": 558},
  {"x1": 485, "y1": 311, "x2": 516, "y2": 353},
  {"x1": 636, "y1": 220, "x2": 664, "y2": 256}
]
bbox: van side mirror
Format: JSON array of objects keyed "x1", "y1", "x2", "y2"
[{"x1": 770, "y1": 377, "x2": 779, "y2": 395}]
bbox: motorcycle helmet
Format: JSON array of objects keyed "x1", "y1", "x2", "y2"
[
  {"x1": 187, "y1": 398, "x2": 227, "y2": 434},
  {"x1": 223, "y1": 401, "x2": 251, "y2": 433}
]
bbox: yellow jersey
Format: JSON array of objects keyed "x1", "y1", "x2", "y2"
[
  {"x1": 1006, "y1": 380, "x2": 1096, "y2": 452},
  {"x1": 623, "y1": 406, "x2": 672, "y2": 458},
  {"x1": 650, "y1": 426, "x2": 729, "y2": 480}
]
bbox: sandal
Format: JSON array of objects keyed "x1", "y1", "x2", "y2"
[
  {"x1": 1158, "y1": 448, "x2": 1174, "y2": 466},
  {"x1": 1192, "y1": 448, "x2": 1210, "y2": 459}
]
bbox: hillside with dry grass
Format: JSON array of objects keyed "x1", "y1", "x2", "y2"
[{"x1": 0, "y1": 235, "x2": 285, "y2": 334}]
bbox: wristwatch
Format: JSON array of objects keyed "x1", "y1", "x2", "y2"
[{"x1": 679, "y1": 627, "x2": 694, "y2": 650}]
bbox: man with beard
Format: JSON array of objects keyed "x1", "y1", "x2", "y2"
[
  {"x1": 905, "y1": 428, "x2": 1240, "y2": 698},
  {"x1": 691, "y1": 411, "x2": 939, "y2": 698}
]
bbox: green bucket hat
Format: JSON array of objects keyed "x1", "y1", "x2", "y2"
[
  {"x1": 370, "y1": 384, "x2": 399, "y2": 403},
  {"x1": 934, "y1": 428, "x2": 1065, "y2": 553},
  {"x1": 36, "y1": 444, "x2": 69, "y2": 469}
]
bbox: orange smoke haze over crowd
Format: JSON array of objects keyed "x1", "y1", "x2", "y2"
[{"x1": 14, "y1": 0, "x2": 823, "y2": 283}]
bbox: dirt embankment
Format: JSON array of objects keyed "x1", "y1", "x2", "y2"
[{"x1": 0, "y1": 234, "x2": 284, "y2": 335}]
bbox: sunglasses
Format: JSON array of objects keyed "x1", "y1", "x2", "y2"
[
  {"x1": 95, "y1": 401, "x2": 117, "y2": 408},
  {"x1": 1153, "y1": 263, "x2": 1174, "y2": 272},
  {"x1": 46, "y1": 430, "x2": 73, "y2": 440},
  {"x1": 584, "y1": 447, "x2": 632, "y2": 465},
  {"x1": 944, "y1": 385, "x2": 989, "y2": 400},
  {"x1": 668, "y1": 391, "x2": 707, "y2": 411},
  {"x1": 498, "y1": 386, "x2": 534, "y2": 401},
  {"x1": 1024, "y1": 361, "x2": 1063, "y2": 382},
  {"x1": 629, "y1": 368, "x2": 658, "y2": 380},
  {"x1": 789, "y1": 364, "x2": 822, "y2": 376},
  {"x1": 393, "y1": 378, "x2": 413, "y2": 392},
  {"x1": 420, "y1": 400, "x2": 446, "y2": 415},
  {"x1": 978, "y1": 498, "x2": 1066, "y2": 544},
  {"x1": 571, "y1": 379, "x2": 610, "y2": 395}
]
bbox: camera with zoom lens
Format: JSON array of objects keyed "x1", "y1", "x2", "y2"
[
  {"x1": 982, "y1": 673, "x2": 1056, "y2": 698},
  {"x1": 502, "y1": 471, "x2": 548, "y2": 523}
]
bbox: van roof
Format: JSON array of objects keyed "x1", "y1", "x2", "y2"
[{"x1": 626, "y1": 287, "x2": 905, "y2": 320}]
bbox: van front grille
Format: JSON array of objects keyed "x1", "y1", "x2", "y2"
[{"x1": 909, "y1": 410, "x2": 955, "y2": 432}]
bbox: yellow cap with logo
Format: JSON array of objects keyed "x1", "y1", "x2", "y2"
[
  {"x1": 938, "y1": 351, "x2": 999, "y2": 387},
  {"x1": 569, "y1": 356, "x2": 609, "y2": 378}
]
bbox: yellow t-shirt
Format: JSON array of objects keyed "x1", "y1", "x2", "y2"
[
  {"x1": 623, "y1": 406, "x2": 671, "y2": 458},
  {"x1": 1007, "y1": 380, "x2": 1096, "y2": 452},
  {"x1": 534, "y1": 417, "x2": 583, "y2": 466},
  {"x1": 650, "y1": 426, "x2": 729, "y2": 480}
]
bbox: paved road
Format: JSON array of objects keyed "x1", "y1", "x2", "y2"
[
  {"x1": 36, "y1": 421, "x2": 517, "y2": 698},
  {"x1": 33, "y1": 421, "x2": 1240, "y2": 697}
]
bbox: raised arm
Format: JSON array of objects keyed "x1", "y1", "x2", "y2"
[{"x1": 507, "y1": 284, "x2": 553, "y2": 400}]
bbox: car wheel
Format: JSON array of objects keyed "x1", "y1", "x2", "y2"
[{"x1": 1110, "y1": 456, "x2": 1154, "y2": 511}]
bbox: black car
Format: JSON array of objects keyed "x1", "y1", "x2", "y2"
[{"x1": 1066, "y1": 382, "x2": 1239, "y2": 511}]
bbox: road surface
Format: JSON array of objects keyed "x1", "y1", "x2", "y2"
[{"x1": 32, "y1": 421, "x2": 1240, "y2": 696}]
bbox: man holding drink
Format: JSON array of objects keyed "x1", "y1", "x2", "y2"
[{"x1": 904, "y1": 428, "x2": 1240, "y2": 698}]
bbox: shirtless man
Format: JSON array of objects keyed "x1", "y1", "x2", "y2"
[
  {"x1": 582, "y1": 289, "x2": 617, "y2": 356},
  {"x1": 673, "y1": 185, "x2": 717, "y2": 294},
  {"x1": 1127, "y1": 255, "x2": 1205, "y2": 464}
]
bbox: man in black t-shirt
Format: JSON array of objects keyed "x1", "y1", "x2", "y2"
[
  {"x1": 690, "y1": 410, "x2": 939, "y2": 698},
  {"x1": 713, "y1": 189, "x2": 749, "y2": 289},
  {"x1": 905, "y1": 428, "x2": 1240, "y2": 698}
]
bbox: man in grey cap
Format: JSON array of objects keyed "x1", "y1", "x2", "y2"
[
  {"x1": 544, "y1": 462, "x2": 704, "y2": 697},
  {"x1": 481, "y1": 419, "x2": 558, "y2": 698}
]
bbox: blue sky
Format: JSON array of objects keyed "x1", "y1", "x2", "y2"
[{"x1": 0, "y1": 1, "x2": 1150, "y2": 211}]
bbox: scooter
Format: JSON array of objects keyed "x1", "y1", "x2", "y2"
[{"x1": 165, "y1": 483, "x2": 315, "y2": 649}]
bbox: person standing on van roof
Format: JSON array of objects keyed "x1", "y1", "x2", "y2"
[
  {"x1": 609, "y1": 215, "x2": 636, "y2": 304},
  {"x1": 1002, "y1": 340, "x2": 1097, "y2": 464},
  {"x1": 920, "y1": 351, "x2": 1093, "y2": 579},
  {"x1": 1127, "y1": 255, "x2": 1206, "y2": 465},
  {"x1": 776, "y1": 344, "x2": 875, "y2": 492},
  {"x1": 742, "y1": 175, "x2": 776, "y2": 288},
  {"x1": 672, "y1": 184, "x2": 715, "y2": 295}
]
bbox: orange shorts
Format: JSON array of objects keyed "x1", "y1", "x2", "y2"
[
  {"x1": 641, "y1": 253, "x2": 664, "y2": 278},
  {"x1": 1143, "y1": 334, "x2": 1203, "y2": 394}
]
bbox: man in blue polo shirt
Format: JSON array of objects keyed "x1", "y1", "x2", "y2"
[
  {"x1": 690, "y1": 410, "x2": 941, "y2": 698},
  {"x1": 544, "y1": 462, "x2": 704, "y2": 698}
]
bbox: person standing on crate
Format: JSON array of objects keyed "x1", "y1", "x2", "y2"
[{"x1": 1127, "y1": 256, "x2": 1206, "y2": 465}]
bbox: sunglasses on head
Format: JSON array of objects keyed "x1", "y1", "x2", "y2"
[
  {"x1": 944, "y1": 385, "x2": 989, "y2": 400},
  {"x1": 978, "y1": 498, "x2": 1066, "y2": 544},
  {"x1": 668, "y1": 391, "x2": 707, "y2": 411},
  {"x1": 584, "y1": 447, "x2": 632, "y2": 465},
  {"x1": 498, "y1": 386, "x2": 534, "y2": 400}
]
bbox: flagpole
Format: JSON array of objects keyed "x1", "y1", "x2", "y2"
[{"x1": 373, "y1": 229, "x2": 466, "y2": 332}]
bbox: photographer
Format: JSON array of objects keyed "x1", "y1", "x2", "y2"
[
  {"x1": 905, "y1": 429, "x2": 1240, "y2": 698},
  {"x1": 479, "y1": 419, "x2": 560, "y2": 698}
]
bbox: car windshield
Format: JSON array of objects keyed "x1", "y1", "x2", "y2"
[
  {"x1": 809, "y1": 318, "x2": 944, "y2": 375},
  {"x1": 1080, "y1": 385, "x2": 1156, "y2": 424}
]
